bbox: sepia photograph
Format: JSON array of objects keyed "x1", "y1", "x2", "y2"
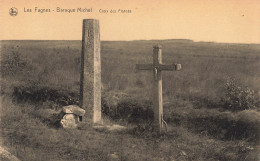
[{"x1": 0, "y1": 0, "x2": 260, "y2": 160}]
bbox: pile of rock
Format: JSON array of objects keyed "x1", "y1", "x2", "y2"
[{"x1": 59, "y1": 105, "x2": 85, "y2": 129}]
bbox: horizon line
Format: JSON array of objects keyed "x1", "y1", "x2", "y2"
[{"x1": 0, "y1": 39, "x2": 259, "y2": 45}]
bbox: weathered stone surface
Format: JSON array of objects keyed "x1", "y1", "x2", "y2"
[
  {"x1": 80, "y1": 19, "x2": 102, "y2": 123},
  {"x1": 60, "y1": 114, "x2": 79, "y2": 129},
  {"x1": 62, "y1": 105, "x2": 85, "y2": 116}
]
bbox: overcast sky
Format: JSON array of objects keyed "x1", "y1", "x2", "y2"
[{"x1": 1, "y1": 0, "x2": 260, "y2": 43}]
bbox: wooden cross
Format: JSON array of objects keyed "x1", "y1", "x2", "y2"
[{"x1": 136, "y1": 45, "x2": 181, "y2": 133}]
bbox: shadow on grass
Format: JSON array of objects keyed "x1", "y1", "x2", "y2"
[{"x1": 10, "y1": 85, "x2": 260, "y2": 143}]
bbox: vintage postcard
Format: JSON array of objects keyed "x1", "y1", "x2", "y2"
[{"x1": 1, "y1": 0, "x2": 260, "y2": 161}]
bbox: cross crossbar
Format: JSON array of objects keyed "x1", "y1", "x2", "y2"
[{"x1": 136, "y1": 64, "x2": 181, "y2": 71}]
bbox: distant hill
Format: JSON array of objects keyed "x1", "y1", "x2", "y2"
[
  {"x1": 1, "y1": 39, "x2": 260, "y2": 58},
  {"x1": 132, "y1": 39, "x2": 194, "y2": 43}
]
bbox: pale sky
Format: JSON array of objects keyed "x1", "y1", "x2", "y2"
[{"x1": 1, "y1": 0, "x2": 260, "y2": 43}]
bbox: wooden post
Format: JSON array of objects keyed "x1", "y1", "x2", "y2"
[
  {"x1": 153, "y1": 45, "x2": 163, "y2": 132},
  {"x1": 80, "y1": 19, "x2": 102, "y2": 123}
]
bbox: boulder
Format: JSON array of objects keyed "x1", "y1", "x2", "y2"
[
  {"x1": 60, "y1": 114, "x2": 79, "y2": 129},
  {"x1": 59, "y1": 105, "x2": 86, "y2": 129},
  {"x1": 62, "y1": 105, "x2": 85, "y2": 116}
]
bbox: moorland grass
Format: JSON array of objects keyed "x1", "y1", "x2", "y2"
[
  {"x1": 1, "y1": 96, "x2": 259, "y2": 161},
  {"x1": 1, "y1": 40, "x2": 260, "y2": 160}
]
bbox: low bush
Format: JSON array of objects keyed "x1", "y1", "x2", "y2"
[
  {"x1": 222, "y1": 78, "x2": 259, "y2": 111},
  {"x1": 12, "y1": 85, "x2": 79, "y2": 107}
]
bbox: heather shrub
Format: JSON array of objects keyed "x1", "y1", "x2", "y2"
[
  {"x1": 12, "y1": 85, "x2": 79, "y2": 107},
  {"x1": 222, "y1": 78, "x2": 258, "y2": 111}
]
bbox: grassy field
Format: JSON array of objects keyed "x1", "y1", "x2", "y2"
[{"x1": 1, "y1": 40, "x2": 260, "y2": 160}]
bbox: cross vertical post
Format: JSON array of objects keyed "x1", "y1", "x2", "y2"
[
  {"x1": 153, "y1": 45, "x2": 163, "y2": 133},
  {"x1": 80, "y1": 19, "x2": 102, "y2": 124}
]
